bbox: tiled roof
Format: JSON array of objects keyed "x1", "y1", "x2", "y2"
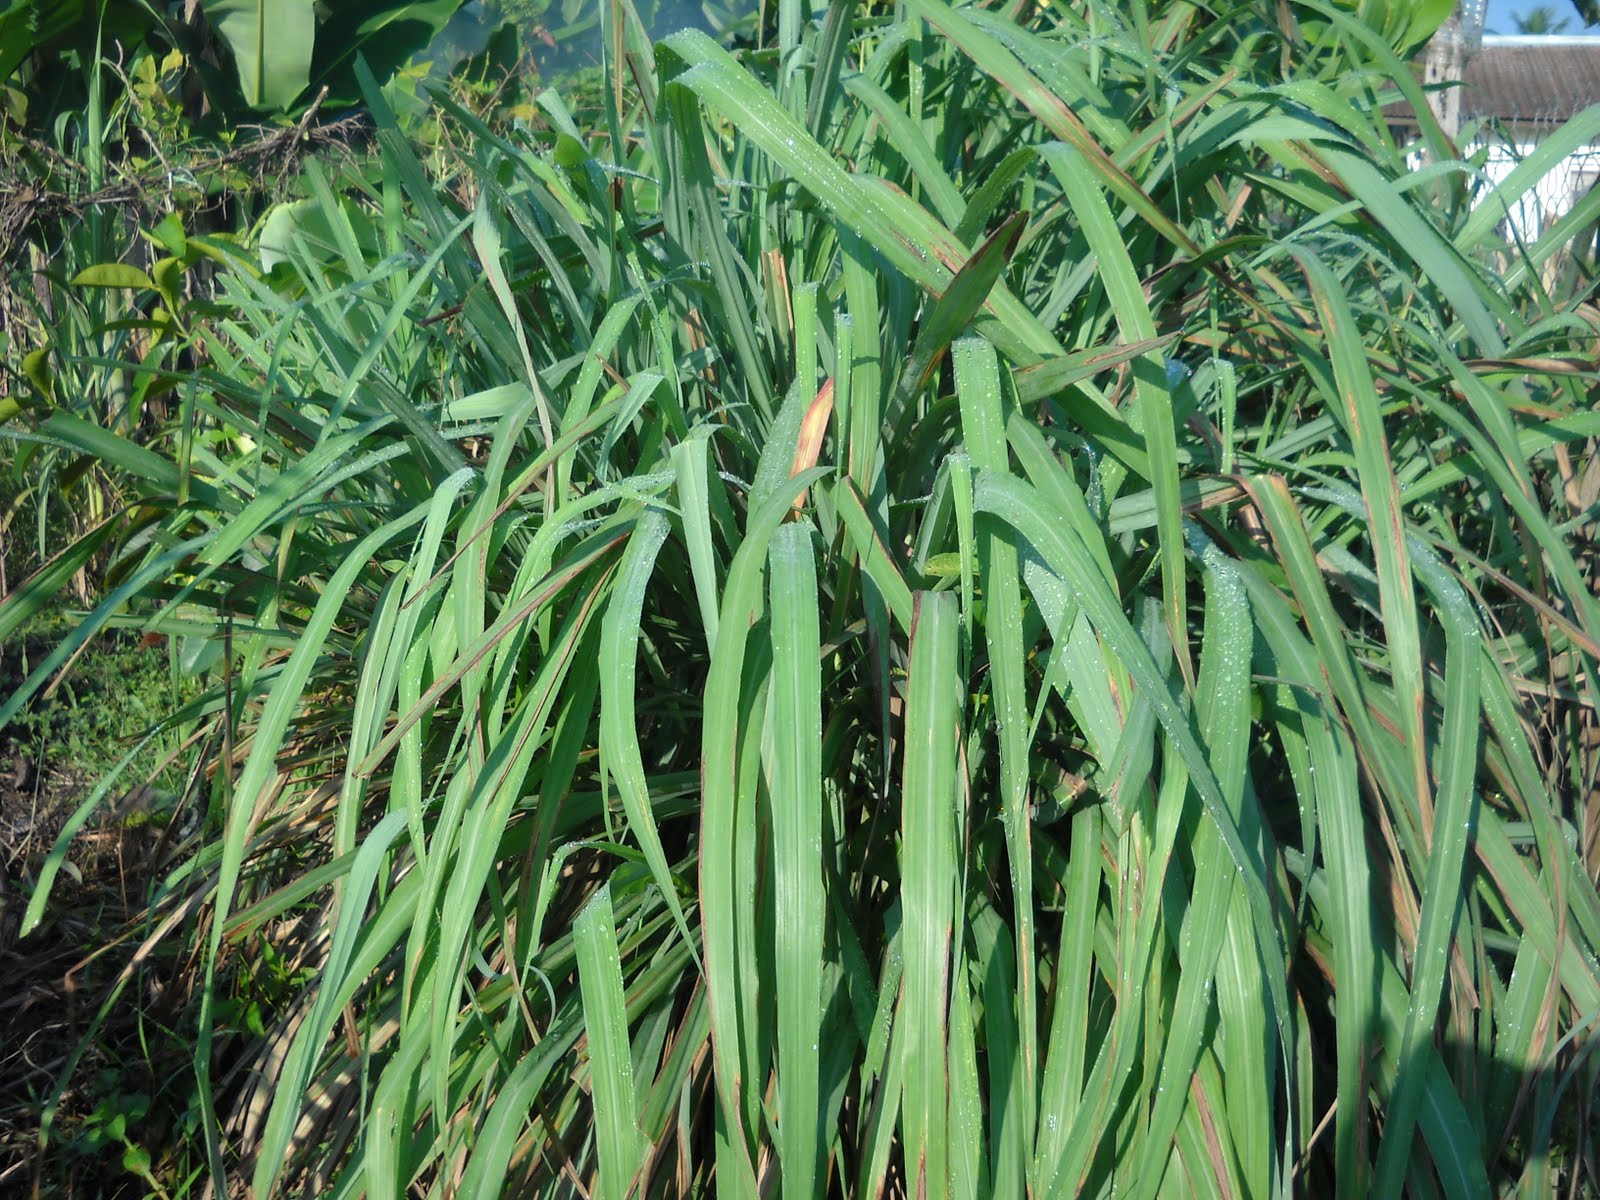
[{"x1": 1459, "y1": 36, "x2": 1600, "y2": 122}]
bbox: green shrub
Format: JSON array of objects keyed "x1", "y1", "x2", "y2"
[
  {"x1": 1, "y1": 615, "x2": 197, "y2": 790},
  {"x1": 6, "y1": 0, "x2": 1600, "y2": 1196}
]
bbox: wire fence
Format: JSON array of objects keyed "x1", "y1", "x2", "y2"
[{"x1": 1468, "y1": 117, "x2": 1600, "y2": 243}]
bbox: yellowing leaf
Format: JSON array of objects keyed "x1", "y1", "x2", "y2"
[{"x1": 71, "y1": 263, "x2": 155, "y2": 289}]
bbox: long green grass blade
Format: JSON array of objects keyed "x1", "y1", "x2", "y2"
[
  {"x1": 767, "y1": 520, "x2": 826, "y2": 1199},
  {"x1": 576, "y1": 883, "x2": 648, "y2": 1200},
  {"x1": 900, "y1": 589, "x2": 961, "y2": 1200}
]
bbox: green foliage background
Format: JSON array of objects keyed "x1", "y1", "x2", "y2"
[{"x1": 4, "y1": 0, "x2": 1600, "y2": 1197}]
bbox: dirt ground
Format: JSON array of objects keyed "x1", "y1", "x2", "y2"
[{"x1": 0, "y1": 736, "x2": 196, "y2": 1197}]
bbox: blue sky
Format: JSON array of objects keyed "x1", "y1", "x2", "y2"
[{"x1": 1489, "y1": 0, "x2": 1600, "y2": 33}]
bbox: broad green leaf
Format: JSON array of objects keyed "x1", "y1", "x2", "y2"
[{"x1": 205, "y1": 0, "x2": 316, "y2": 110}]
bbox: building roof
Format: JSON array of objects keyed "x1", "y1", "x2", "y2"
[{"x1": 1458, "y1": 35, "x2": 1600, "y2": 124}]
